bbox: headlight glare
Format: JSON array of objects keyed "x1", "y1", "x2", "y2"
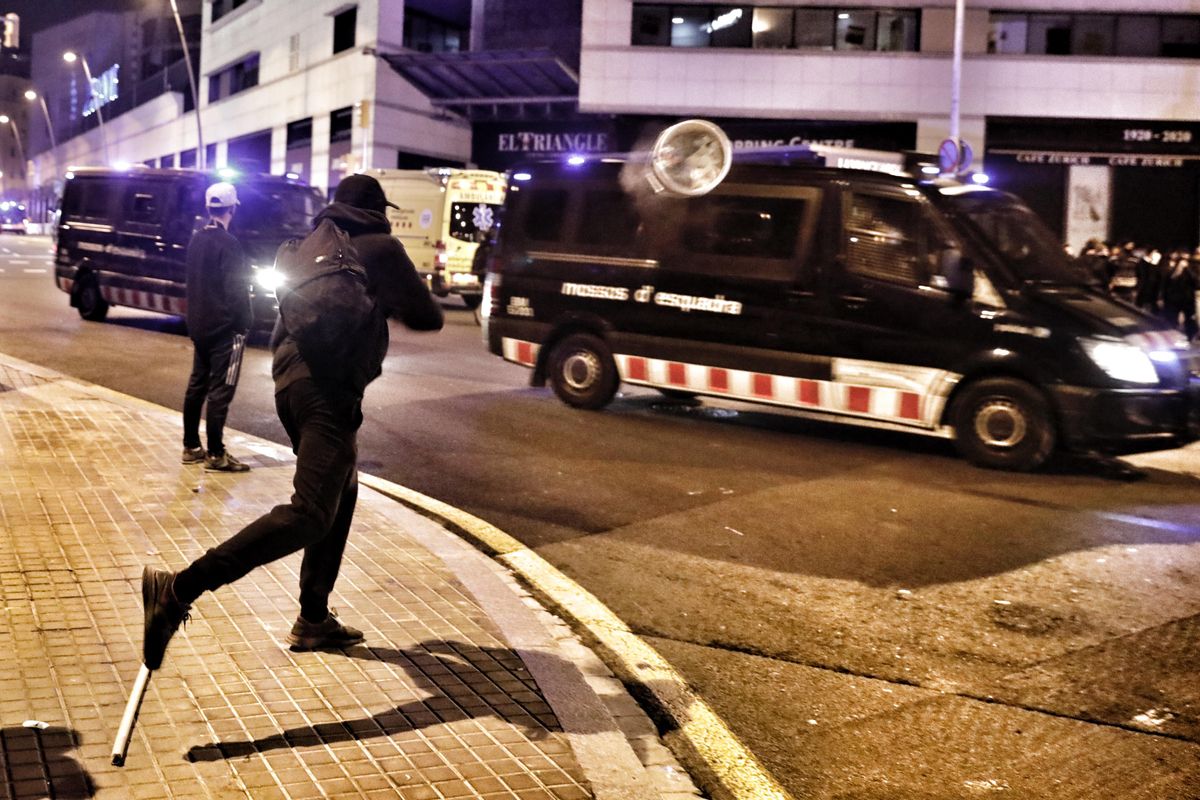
[
  {"x1": 254, "y1": 267, "x2": 284, "y2": 293},
  {"x1": 1080, "y1": 338, "x2": 1159, "y2": 384}
]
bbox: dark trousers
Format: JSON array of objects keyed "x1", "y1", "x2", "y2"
[
  {"x1": 175, "y1": 378, "x2": 359, "y2": 621},
  {"x1": 183, "y1": 333, "x2": 246, "y2": 455}
]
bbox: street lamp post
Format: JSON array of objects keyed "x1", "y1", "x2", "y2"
[
  {"x1": 168, "y1": 0, "x2": 204, "y2": 169},
  {"x1": 950, "y1": 0, "x2": 964, "y2": 148},
  {"x1": 25, "y1": 89, "x2": 56, "y2": 150},
  {"x1": 63, "y1": 51, "x2": 110, "y2": 163},
  {"x1": 0, "y1": 114, "x2": 27, "y2": 179}
]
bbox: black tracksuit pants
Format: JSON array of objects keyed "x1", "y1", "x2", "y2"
[
  {"x1": 174, "y1": 378, "x2": 359, "y2": 622},
  {"x1": 183, "y1": 332, "x2": 246, "y2": 455}
]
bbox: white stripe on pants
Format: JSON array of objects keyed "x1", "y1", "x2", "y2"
[{"x1": 225, "y1": 333, "x2": 246, "y2": 386}]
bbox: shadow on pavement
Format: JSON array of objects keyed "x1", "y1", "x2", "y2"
[
  {"x1": 185, "y1": 639, "x2": 554, "y2": 762},
  {"x1": 0, "y1": 725, "x2": 94, "y2": 799}
]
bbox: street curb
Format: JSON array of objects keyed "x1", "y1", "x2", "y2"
[
  {"x1": 358, "y1": 473, "x2": 795, "y2": 800},
  {"x1": 0, "y1": 348, "x2": 790, "y2": 800}
]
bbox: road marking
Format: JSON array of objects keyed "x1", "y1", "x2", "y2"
[{"x1": 359, "y1": 473, "x2": 794, "y2": 800}]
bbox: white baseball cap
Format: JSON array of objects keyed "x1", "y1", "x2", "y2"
[{"x1": 205, "y1": 181, "x2": 239, "y2": 209}]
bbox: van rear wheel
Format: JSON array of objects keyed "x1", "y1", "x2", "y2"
[
  {"x1": 951, "y1": 377, "x2": 1056, "y2": 471},
  {"x1": 548, "y1": 333, "x2": 619, "y2": 410},
  {"x1": 76, "y1": 276, "x2": 109, "y2": 322}
]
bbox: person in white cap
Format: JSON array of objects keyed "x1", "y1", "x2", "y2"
[{"x1": 180, "y1": 181, "x2": 252, "y2": 472}]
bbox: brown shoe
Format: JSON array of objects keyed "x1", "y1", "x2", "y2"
[
  {"x1": 142, "y1": 567, "x2": 191, "y2": 670},
  {"x1": 204, "y1": 451, "x2": 250, "y2": 472},
  {"x1": 287, "y1": 613, "x2": 364, "y2": 651},
  {"x1": 181, "y1": 446, "x2": 206, "y2": 465}
]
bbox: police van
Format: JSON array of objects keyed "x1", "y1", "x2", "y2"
[
  {"x1": 54, "y1": 167, "x2": 324, "y2": 326},
  {"x1": 481, "y1": 121, "x2": 1199, "y2": 471},
  {"x1": 363, "y1": 167, "x2": 505, "y2": 308}
]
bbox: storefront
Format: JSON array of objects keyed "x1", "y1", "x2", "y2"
[
  {"x1": 472, "y1": 116, "x2": 917, "y2": 172},
  {"x1": 985, "y1": 117, "x2": 1200, "y2": 254}
]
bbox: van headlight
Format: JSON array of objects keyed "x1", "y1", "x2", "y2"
[
  {"x1": 253, "y1": 267, "x2": 284, "y2": 293},
  {"x1": 1080, "y1": 338, "x2": 1159, "y2": 384}
]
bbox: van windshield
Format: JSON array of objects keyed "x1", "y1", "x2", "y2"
[
  {"x1": 232, "y1": 182, "x2": 324, "y2": 238},
  {"x1": 943, "y1": 190, "x2": 1090, "y2": 285}
]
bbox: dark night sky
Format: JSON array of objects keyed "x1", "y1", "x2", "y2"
[{"x1": 4, "y1": 1, "x2": 132, "y2": 39}]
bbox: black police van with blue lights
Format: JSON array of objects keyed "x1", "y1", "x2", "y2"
[
  {"x1": 54, "y1": 167, "x2": 324, "y2": 327},
  {"x1": 481, "y1": 120, "x2": 1199, "y2": 471}
]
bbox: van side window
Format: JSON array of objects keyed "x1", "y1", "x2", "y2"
[
  {"x1": 578, "y1": 190, "x2": 640, "y2": 246},
  {"x1": 126, "y1": 185, "x2": 166, "y2": 226},
  {"x1": 845, "y1": 192, "x2": 924, "y2": 285},
  {"x1": 60, "y1": 182, "x2": 84, "y2": 220},
  {"x1": 72, "y1": 180, "x2": 123, "y2": 223},
  {"x1": 681, "y1": 195, "x2": 804, "y2": 260},
  {"x1": 522, "y1": 189, "x2": 569, "y2": 242}
]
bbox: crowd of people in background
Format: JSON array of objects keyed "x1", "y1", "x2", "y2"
[{"x1": 1075, "y1": 238, "x2": 1199, "y2": 342}]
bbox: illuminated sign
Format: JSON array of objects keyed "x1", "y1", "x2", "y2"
[{"x1": 83, "y1": 64, "x2": 119, "y2": 117}]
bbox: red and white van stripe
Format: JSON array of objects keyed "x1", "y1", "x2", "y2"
[
  {"x1": 1126, "y1": 330, "x2": 1188, "y2": 352},
  {"x1": 100, "y1": 285, "x2": 187, "y2": 316},
  {"x1": 58, "y1": 276, "x2": 186, "y2": 316},
  {"x1": 502, "y1": 337, "x2": 540, "y2": 366},
  {"x1": 500, "y1": 336, "x2": 957, "y2": 429},
  {"x1": 615, "y1": 353, "x2": 952, "y2": 428}
]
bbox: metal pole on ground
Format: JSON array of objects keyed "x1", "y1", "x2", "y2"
[{"x1": 111, "y1": 663, "x2": 152, "y2": 766}]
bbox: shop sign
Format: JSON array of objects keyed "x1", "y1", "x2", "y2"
[
  {"x1": 83, "y1": 63, "x2": 119, "y2": 118},
  {"x1": 497, "y1": 131, "x2": 610, "y2": 154},
  {"x1": 636, "y1": 118, "x2": 917, "y2": 153},
  {"x1": 988, "y1": 117, "x2": 1200, "y2": 157},
  {"x1": 475, "y1": 120, "x2": 619, "y2": 170},
  {"x1": 1008, "y1": 151, "x2": 1188, "y2": 168}
]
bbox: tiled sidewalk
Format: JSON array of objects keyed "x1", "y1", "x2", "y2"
[{"x1": 0, "y1": 354, "x2": 675, "y2": 800}]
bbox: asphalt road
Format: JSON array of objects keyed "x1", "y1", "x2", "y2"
[{"x1": 4, "y1": 234, "x2": 1200, "y2": 798}]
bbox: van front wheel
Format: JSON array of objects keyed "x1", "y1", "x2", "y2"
[
  {"x1": 951, "y1": 377, "x2": 1056, "y2": 471},
  {"x1": 548, "y1": 333, "x2": 619, "y2": 410},
  {"x1": 76, "y1": 276, "x2": 109, "y2": 322}
]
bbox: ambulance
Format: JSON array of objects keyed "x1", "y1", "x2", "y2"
[
  {"x1": 364, "y1": 168, "x2": 506, "y2": 308},
  {"x1": 480, "y1": 123, "x2": 1199, "y2": 471}
]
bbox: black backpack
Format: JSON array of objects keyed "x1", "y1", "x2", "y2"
[{"x1": 273, "y1": 218, "x2": 379, "y2": 386}]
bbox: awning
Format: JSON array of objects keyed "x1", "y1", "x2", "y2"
[{"x1": 378, "y1": 49, "x2": 579, "y2": 119}]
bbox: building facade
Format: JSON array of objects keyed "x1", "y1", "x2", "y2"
[
  {"x1": 577, "y1": 0, "x2": 1200, "y2": 253},
  {"x1": 25, "y1": 0, "x2": 472, "y2": 215},
  {"x1": 23, "y1": 1, "x2": 1200, "y2": 253},
  {"x1": 0, "y1": 13, "x2": 30, "y2": 207}
]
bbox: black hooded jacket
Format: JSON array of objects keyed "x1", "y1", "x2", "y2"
[
  {"x1": 185, "y1": 219, "x2": 252, "y2": 342},
  {"x1": 270, "y1": 202, "x2": 443, "y2": 399}
]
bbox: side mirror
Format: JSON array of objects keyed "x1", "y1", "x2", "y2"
[{"x1": 931, "y1": 248, "x2": 974, "y2": 296}]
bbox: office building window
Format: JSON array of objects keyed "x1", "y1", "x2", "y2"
[
  {"x1": 403, "y1": 9, "x2": 464, "y2": 53},
  {"x1": 989, "y1": 12, "x2": 1200, "y2": 58},
  {"x1": 333, "y1": 6, "x2": 357, "y2": 54},
  {"x1": 330, "y1": 106, "x2": 353, "y2": 144},
  {"x1": 752, "y1": 8, "x2": 793, "y2": 49},
  {"x1": 208, "y1": 53, "x2": 259, "y2": 103},
  {"x1": 211, "y1": 0, "x2": 250, "y2": 24},
  {"x1": 631, "y1": 5, "x2": 919, "y2": 52}
]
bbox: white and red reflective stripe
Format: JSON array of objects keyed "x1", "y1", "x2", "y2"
[
  {"x1": 502, "y1": 337, "x2": 539, "y2": 366},
  {"x1": 1126, "y1": 330, "x2": 1188, "y2": 351},
  {"x1": 499, "y1": 336, "x2": 957, "y2": 429},
  {"x1": 615, "y1": 353, "x2": 953, "y2": 428},
  {"x1": 99, "y1": 285, "x2": 187, "y2": 315}
]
